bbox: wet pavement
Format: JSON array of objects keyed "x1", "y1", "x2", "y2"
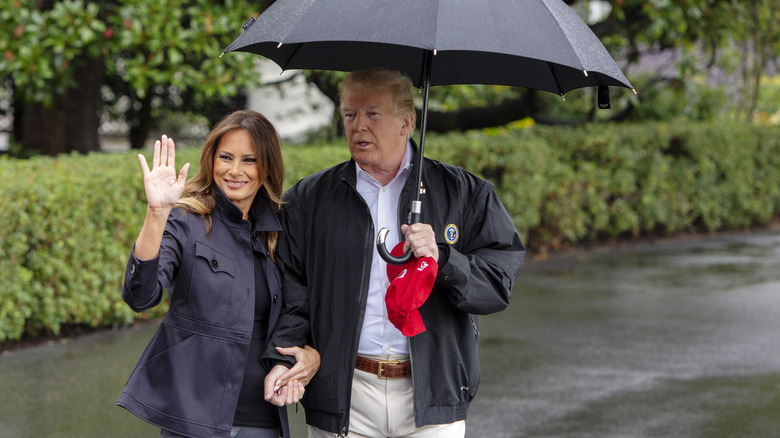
[
  {"x1": 1, "y1": 230, "x2": 779, "y2": 437},
  {"x1": 469, "y1": 230, "x2": 780, "y2": 437}
]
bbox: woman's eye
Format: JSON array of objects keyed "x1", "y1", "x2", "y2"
[{"x1": 244, "y1": 158, "x2": 257, "y2": 164}]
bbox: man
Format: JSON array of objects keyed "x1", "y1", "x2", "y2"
[{"x1": 264, "y1": 68, "x2": 525, "y2": 437}]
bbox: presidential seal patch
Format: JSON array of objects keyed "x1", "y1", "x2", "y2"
[{"x1": 444, "y1": 224, "x2": 459, "y2": 244}]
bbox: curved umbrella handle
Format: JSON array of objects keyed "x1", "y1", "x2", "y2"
[{"x1": 377, "y1": 227, "x2": 414, "y2": 265}]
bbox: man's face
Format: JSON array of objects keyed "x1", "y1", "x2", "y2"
[{"x1": 341, "y1": 88, "x2": 413, "y2": 183}]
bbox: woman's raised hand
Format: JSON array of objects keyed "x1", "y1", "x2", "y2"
[
  {"x1": 132, "y1": 135, "x2": 190, "y2": 261},
  {"x1": 138, "y1": 135, "x2": 190, "y2": 211}
]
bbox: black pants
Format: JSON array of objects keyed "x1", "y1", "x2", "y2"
[{"x1": 160, "y1": 426, "x2": 281, "y2": 438}]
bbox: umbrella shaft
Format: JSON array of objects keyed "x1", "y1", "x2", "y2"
[{"x1": 411, "y1": 50, "x2": 432, "y2": 224}]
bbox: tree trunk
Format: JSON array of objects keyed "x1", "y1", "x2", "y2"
[
  {"x1": 65, "y1": 54, "x2": 103, "y2": 154},
  {"x1": 129, "y1": 91, "x2": 153, "y2": 150},
  {"x1": 306, "y1": 71, "x2": 344, "y2": 139},
  {"x1": 23, "y1": 100, "x2": 67, "y2": 156},
  {"x1": 21, "y1": 54, "x2": 103, "y2": 156}
]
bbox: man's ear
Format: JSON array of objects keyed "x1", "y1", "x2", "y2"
[{"x1": 401, "y1": 113, "x2": 413, "y2": 136}]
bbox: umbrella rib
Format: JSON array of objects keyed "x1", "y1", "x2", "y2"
[
  {"x1": 279, "y1": 43, "x2": 301, "y2": 71},
  {"x1": 536, "y1": 0, "x2": 587, "y2": 74},
  {"x1": 546, "y1": 62, "x2": 564, "y2": 96}
]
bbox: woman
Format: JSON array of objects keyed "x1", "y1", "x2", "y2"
[{"x1": 118, "y1": 110, "x2": 319, "y2": 438}]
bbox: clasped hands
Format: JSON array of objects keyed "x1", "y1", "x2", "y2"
[{"x1": 264, "y1": 345, "x2": 320, "y2": 406}]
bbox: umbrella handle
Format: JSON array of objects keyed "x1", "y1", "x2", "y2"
[{"x1": 377, "y1": 228, "x2": 414, "y2": 265}]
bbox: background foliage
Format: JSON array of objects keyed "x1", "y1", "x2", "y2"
[
  {"x1": 2, "y1": 1, "x2": 779, "y2": 154},
  {"x1": 0, "y1": 0, "x2": 267, "y2": 154},
  {"x1": 2, "y1": 119, "x2": 779, "y2": 344}
]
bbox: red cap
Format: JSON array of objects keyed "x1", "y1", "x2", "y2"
[{"x1": 385, "y1": 242, "x2": 438, "y2": 337}]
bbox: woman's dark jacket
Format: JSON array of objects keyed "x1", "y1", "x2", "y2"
[
  {"x1": 117, "y1": 188, "x2": 289, "y2": 438},
  {"x1": 265, "y1": 152, "x2": 525, "y2": 436}
]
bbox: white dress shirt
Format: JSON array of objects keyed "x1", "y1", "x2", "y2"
[{"x1": 354, "y1": 141, "x2": 414, "y2": 356}]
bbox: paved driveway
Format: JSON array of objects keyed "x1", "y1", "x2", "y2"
[{"x1": 467, "y1": 230, "x2": 780, "y2": 437}]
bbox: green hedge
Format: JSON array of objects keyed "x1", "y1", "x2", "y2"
[{"x1": 1, "y1": 120, "x2": 779, "y2": 343}]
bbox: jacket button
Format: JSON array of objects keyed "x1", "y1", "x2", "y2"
[
  {"x1": 129, "y1": 263, "x2": 136, "y2": 275},
  {"x1": 252, "y1": 232, "x2": 260, "y2": 243},
  {"x1": 273, "y1": 295, "x2": 278, "y2": 303},
  {"x1": 211, "y1": 258, "x2": 219, "y2": 268}
]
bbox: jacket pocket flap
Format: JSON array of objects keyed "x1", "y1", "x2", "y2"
[{"x1": 194, "y1": 241, "x2": 235, "y2": 277}]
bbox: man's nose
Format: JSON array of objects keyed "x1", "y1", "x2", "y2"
[{"x1": 355, "y1": 113, "x2": 367, "y2": 130}]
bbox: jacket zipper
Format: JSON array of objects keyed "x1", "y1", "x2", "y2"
[
  {"x1": 401, "y1": 156, "x2": 421, "y2": 427},
  {"x1": 408, "y1": 336, "x2": 417, "y2": 428},
  {"x1": 337, "y1": 177, "x2": 376, "y2": 437}
]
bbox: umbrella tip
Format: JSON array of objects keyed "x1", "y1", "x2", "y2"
[
  {"x1": 583, "y1": 70, "x2": 588, "y2": 77},
  {"x1": 219, "y1": 52, "x2": 224, "y2": 58},
  {"x1": 277, "y1": 42, "x2": 283, "y2": 48},
  {"x1": 632, "y1": 88, "x2": 638, "y2": 95}
]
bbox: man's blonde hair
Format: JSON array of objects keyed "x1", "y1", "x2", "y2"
[{"x1": 340, "y1": 68, "x2": 416, "y2": 139}]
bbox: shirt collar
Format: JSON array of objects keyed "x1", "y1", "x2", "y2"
[{"x1": 355, "y1": 140, "x2": 414, "y2": 186}]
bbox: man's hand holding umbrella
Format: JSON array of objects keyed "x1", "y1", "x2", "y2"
[{"x1": 400, "y1": 223, "x2": 439, "y2": 261}]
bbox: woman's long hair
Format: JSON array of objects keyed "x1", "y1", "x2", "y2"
[{"x1": 178, "y1": 110, "x2": 285, "y2": 260}]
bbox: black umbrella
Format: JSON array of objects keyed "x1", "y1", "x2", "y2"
[{"x1": 222, "y1": 0, "x2": 634, "y2": 264}]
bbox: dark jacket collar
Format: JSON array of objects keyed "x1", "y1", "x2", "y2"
[{"x1": 213, "y1": 184, "x2": 282, "y2": 232}]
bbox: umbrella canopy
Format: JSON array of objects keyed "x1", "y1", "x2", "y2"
[
  {"x1": 222, "y1": 0, "x2": 634, "y2": 263},
  {"x1": 223, "y1": 0, "x2": 634, "y2": 95}
]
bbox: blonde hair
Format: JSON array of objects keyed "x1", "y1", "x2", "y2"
[
  {"x1": 340, "y1": 68, "x2": 416, "y2": 139},
  {"x1": 178, "y1": 110, "x2": 284, "y2": 260}
]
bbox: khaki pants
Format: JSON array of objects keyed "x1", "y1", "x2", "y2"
[{"x1": 308, "y1": 355, "x2": 465, "y2": 438}]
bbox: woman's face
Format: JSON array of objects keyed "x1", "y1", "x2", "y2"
[{"x1": 212, "y1": 129, "x2": 262, "y2": 218}]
